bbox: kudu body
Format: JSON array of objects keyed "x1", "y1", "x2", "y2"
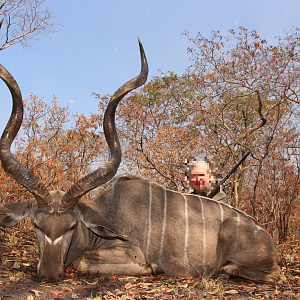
[
  {"x1": 0, "y1": 39, "x2": 285, "y2": 283},
  {"x1": 73, "y1": 177, "x2": 284, "y2": 283}
]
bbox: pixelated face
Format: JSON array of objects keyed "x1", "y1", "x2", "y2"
[{"x1": 189, "y1": 162, "x2": 211, "y2": 194}]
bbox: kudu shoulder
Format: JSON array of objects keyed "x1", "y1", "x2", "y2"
[{"x1": 74, "y1": 201, "x2": 128, "y2": 240}]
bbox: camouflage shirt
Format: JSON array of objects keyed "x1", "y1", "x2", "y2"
[{"x1": 192, "y1": 188, "x2": 230, "y2": 205}]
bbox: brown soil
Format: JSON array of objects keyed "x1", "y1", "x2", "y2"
[{"x1": 0, "y1": 227, "x2": 299, "y2": 300}]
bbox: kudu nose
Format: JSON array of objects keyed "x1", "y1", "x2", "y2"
[{"x1": 38, "y1": 269, "x2": 64, "y2": 282}]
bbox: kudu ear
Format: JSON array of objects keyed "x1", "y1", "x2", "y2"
[
  {"x1": 75, "y1": 201, "x2": 128, "y2": 240},
  {"x1": 0, "y1": 199, "x2": 37, "y2": 227}
]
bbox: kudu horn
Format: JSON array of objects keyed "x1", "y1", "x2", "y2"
[
  {"x1": 60, "y1": 37, "x2": 148, "y2": 209},
  {"x1": 0, "y1": 65, "x2": 52, "y2": 208},
  {"x1": 0, "y1": 37, "x2": 148, "y2": 210}
]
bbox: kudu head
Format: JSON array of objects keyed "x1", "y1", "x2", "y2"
[{"x1": 0, "y1": 38, "x2": 148, "y2": 281}]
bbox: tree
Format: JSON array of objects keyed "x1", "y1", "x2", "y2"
[
  {"x1": 95, "y1": 27, "x2": 300, "y2": 242},
  {"x1": 95, "y1": 73, "x2": 198, "y2": 191},
  {"x1": 181, "y1": 27, "x2": 300, "y2": 208},
  {"x1": 0, "y1": 0, "x2": 58, "y2": 50},
  {"x1": 0, "y1": 95, "x2": 106, "y2": 204}
]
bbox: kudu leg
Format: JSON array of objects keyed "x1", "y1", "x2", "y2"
[
  {"x1": 74, "y1": 261, "x2": 159, "y2": 276},
  {"x1": 72, "y1": 244, "x2": 164, "y2": 276}
]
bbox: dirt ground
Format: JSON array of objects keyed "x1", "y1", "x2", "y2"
[{"x1": 0, "y1": 227, "x2": 299, "y2": 300}]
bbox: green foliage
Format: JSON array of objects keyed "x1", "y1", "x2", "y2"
[{"x1": 8, "y1": 234, "x2": 22, "y2": 247}]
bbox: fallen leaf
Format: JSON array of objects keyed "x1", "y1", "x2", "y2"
[
  {"x1": 125, "y1": 282, "x2": 133, "y2": 289},
  {"x1": 13, "y1": 261, "x2": 21, "y2": 269},
  {"x1": 150, "y1": 275, "x2": 162, "y2": 281},
  {"x1": 50, "y1": 291, "x2": 63, "y2": 295},
  {"x1": 30, "y1": 290, "x2": 43, "y2": 296},
  {"x1": 208, "y1": 288, "x2": 219, "y2": 295},
  {"x1": 82, "y1": 279, "x2": 98, "y2": 285},
  {"x1": 115, "y1": 289, "x2": 123, "y2": 295},
  {"x1": 225, "y1": 289, "x2": 239, "y2": 294}
]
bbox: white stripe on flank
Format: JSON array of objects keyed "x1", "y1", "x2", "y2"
[
  {"x1": 145, "y1": 182, "x2": 152, "y2": 262},
  {"x1": 218, "y1": 202, "x2": 224, "y2": 229},
  {"x1": 199, "y1": 197, "x2": 206, "y2": 274},
  {"x1": 183, "y1": 194, "x2": 190, "y2": 273},
  {"x1": 235, "y1": 210, "x2": 240, "y2": 227},
  {"x1": 218, "y1": 202, "x2": 224, "y2": 266},
  {"x1": 159, "y1": 187, "x2": 167, "y2": 266}
]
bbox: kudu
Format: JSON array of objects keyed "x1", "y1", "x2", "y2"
[
  {"x1": 83, "y1": 176, "x2": 285, "y2": 283},
  {"x1": 0, "y1": 40, "x2": 285, "y2": 284},
  {"x1": 0, "y1": 39, "x2": 150, "y2": 281}
]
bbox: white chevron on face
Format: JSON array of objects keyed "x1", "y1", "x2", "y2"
[{"x1": 44, "y1": 234, "x2": 63, "y2": 246}]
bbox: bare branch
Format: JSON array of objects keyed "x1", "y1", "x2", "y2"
[{"x1": 0, "y1": 0, "x2": 60, "y2": 50}]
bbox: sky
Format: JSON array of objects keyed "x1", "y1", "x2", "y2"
[{"x1": 0, "y1": 0, "x2": 300, "y2": 135}]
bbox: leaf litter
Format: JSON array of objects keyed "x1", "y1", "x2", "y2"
[{"x1": 0, "y1": 227, "x2": 299, "y2": 299}]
